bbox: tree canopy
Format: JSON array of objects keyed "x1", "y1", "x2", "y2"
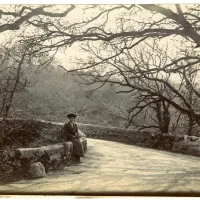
[{"x1": 1, "y1": 4, "x2": 200, "y2": 134}]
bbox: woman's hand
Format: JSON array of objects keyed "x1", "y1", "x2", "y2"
[
  {"x1": 69, "y1": 133, "x2": 77, "y2": 139},
  {"x1": 75, "y1": 132, "x2": 79, "y2": 138}
]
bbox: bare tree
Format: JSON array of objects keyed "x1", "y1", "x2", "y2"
[
  {"x1": 2, "y1": 4, "x2": 200, "y2": 132},
  {"x1": 2, "y1": 5, "x2": 200, "y2": 72},
  {"x1": 178, "y1": 61, "x2": 199, "y2": 135},
  {"x1": 60, "y1": 38, "x2": 200, "y2": 133},
  {"x1": 0, "y1": 5, "x2": 75, "y2": 33},
  {"x1": 20, "y1": 5, "x2": 200, "y2": 58},
  {"x1": 0, "y1": 43, "x2": 29, "y2": 118}
]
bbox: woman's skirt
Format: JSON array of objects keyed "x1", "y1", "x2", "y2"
[{"x1": 70, "y1": 138, "x2": 85, "y2": 157}]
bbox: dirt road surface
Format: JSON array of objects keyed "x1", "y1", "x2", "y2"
[{"x1": 1, "y1": 138, "x2": 200, "y2": 196}]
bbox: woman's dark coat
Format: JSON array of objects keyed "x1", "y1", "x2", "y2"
[{"x1": 64, "y1": 122, "x2": 84, "y2": 157}]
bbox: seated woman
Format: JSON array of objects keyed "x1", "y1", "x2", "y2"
[{"x1": 64, "y1": 113, "x2": 84, "y2": 162}]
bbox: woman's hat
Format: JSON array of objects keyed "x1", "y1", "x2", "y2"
[{"x1": 67, "y1": 113, "x2": 77, "y2": 118}]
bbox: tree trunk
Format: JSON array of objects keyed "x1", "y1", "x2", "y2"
[
  {"x1": 154, "y1": 100, "x2": 170, "y2": 134},
  {"x1": 3, "y1": 54, "x2": 25, "y2": 119},
  {"x1": 187, "y1": 116, "x2": 195, "y2": 136}
]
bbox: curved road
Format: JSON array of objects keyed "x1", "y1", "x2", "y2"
[{"x1": 1, "y1": 138, "x2": 200, "y2": 196}]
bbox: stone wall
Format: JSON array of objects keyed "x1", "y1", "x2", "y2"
[
  {"x1": 0, "y1": 118, "x2": 186, "y2": 152},
  {"x1": 1, "y1": 118, "x2": 200, "y2": 183},
  {"x1": 172, "y1": 135, "x2": 200, "y2": 156},
  {"x1": 78, "y1": 123, "x2": 151, "y2": 146},
  {"x1": 0, "y1": 141, "x2": 75, "y2": 181},
  {"x1": 0, "y1": 118, "x2": 87, "y2": 182},
  {"x1": 0, "y1": 118, "x2": 153, "y2": 148},
  {"x1": 78, "y1": 123, "x2": 200, "y2": 157}
]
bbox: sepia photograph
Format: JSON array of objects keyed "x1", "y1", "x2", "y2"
[{"x1": 0, "y1": 1, "x2": 200, "y2": 197}]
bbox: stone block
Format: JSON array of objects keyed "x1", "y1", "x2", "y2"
[
  {"x1": 28, "y1": 162, "x2": 46, "y2": 178},
  {"x1": 172, "y1": 135, "x2": 200, "y2": 156},
  {"x1": 15, "y1": 148, "x2": 44, "y2": 159},
  {"x1": 41, "y1": 143, "x2": 65, "y2": 159}
]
